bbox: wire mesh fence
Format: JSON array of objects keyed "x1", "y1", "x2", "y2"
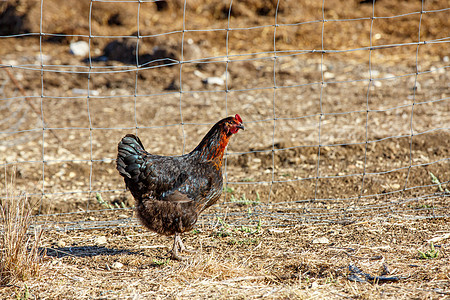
[{"x1": 1, "y1": 0, "x2": 449, "y2": 231}]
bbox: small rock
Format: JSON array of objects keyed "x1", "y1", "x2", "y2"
[
  {"x1": 95, "y1": 236, "x2": 107, "y2": 245},
  {"x1": 202, "y1": 71, "x2": 230, "y2": 86},
  {"x1": 70, "y1": 41, "x2": 90, "y2": 56},
  {"x1": 72, "y1": 88, "x2": 99, "y2": 96},
  {"x1": 391, "y1": 183, "x2": 401, "y2": 190},
  {"x1": 443, "y1": 56, "x2": 449, "y2": 63},
  {"x1": 118, "y1": 214, "x2": 129, "y2": 219},
  {"x1": 323, "y1": 72, "x2": 334, "y2": 79},
  {"x1": 312, "y1": 237, "x2": 330, "y2": 244},
  {"x1": 202, "y1": 76, "x2": 225, "y2": 86},
  {"x1": 373, "y1": 80, "x2": 382, "y2": 87},
  {"x1": 111, "y1": 262, "x2": 123, "y2": 269},
  {"x1": 57, "y1": 240, "x2": 66, "y2": 248},
  {"x1": 193, "y1": 70, "x2": 205, "y2": 78}
]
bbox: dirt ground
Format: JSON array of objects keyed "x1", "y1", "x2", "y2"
[
  {"x1": 1, "y1": 0, "x2": 449, "y2": 299},
  {"x1": 1, "y1": 213, "x2": 449, "y2": 299}
]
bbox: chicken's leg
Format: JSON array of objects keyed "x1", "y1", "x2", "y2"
[
  {"x1": 170, "y1": 233, "x2": 196, "y2": 260},
  {"x1": 176, "y1": 235, "x2": 196, "y2": 254},
  {"x1": 170, "y1": 233, "x2": 186, "y2": 260}
]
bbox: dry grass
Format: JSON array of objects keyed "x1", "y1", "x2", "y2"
[
  {"x1": 1, "y1": 211, "x2": 447, "y2": 299},
  {"x1": 0, "y1": 169, "x2": 44, "y2": 286}
]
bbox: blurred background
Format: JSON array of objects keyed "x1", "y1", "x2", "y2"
[{"x1": 0, "y1": 0, "x2": 449, "y2": 226}]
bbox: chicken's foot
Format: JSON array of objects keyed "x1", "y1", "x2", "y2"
[
  {"x1": 176, "y1": 234, "x2": 197, "y2": 254},
  {"x1": 170, "y1": 233, "x2": 187, "y2": 260},
  {"x1": 170, "y1": 233, "x2": 196, "y2": 260}
]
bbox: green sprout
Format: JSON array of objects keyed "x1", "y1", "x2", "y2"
[
  {"x1": 429, "y1": 172, "x2": 449, "y2": 193},
  {"x1": 96, "y1": 193, "x2": 113, "y2": 209},
  {"x1": 223, "y1": 186, "x2": 234, "y2": 194},
  {"x1": 418, "y1": 243, "x2": 439, "y2": 259},
  {"x1": 152, "y1": 259, "x2": 169, "y2": 266},
  {"x1": 230, "y1": 192, "x2": 260, "y2": 206},
  {"x1": 96, "y1": 193, "x2": 126, "y2": 209}
]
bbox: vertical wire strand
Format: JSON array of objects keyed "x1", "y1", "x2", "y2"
[
  {"x1": 179, "y1": 0, "x2": 188, "y2": 154},
  {"x1": 358, "y1": 0, "x2": 376, "y2": 204},
  {"x1": 38, "y1": 0, "x2": 45, "y2": 214},
  {"x1": 404, "y1": 0, "x2": 425, "y2": 213},
  {"x1": 134, "y1": 0, "x2": 142, "y2": 136},
  {"x1": 268, "y1": 0, "x2": 282, "y2": 207},
  {"x1": 313, "y1": 0, "x2": 326, "y2": 202},
  {"x1": 85, "y1": 0, "x2": 94, "y2": 212},
  {"x1": 225, "y1": 0, "x2": 233, "y2": 117},
  {"x1": 223, "y1": 0, "x2": 234, "y2": 203}
]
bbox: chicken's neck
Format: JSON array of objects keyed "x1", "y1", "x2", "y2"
[{"x1": 191, "y1": 128, "x2": 231, "y2": 169}]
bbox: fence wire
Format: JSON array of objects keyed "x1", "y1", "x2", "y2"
[{"x1": 1, "y1": 0, "x2": 449, "y2": 230}]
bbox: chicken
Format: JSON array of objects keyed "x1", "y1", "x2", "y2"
[{"x1": 116, "y1": 114, "x2": 244, "y2": 260}]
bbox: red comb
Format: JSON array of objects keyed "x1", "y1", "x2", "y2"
[{"x1": 235, "y1": 114, "x2": 242, "y2": 123}]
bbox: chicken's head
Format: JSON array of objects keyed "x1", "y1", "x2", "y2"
[{"x1": 225, "y1": 114, "x2": 244, "y2": 135}]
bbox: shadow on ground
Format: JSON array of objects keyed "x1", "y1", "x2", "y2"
[{"x1": 44, "y1": 245, "x2": 143, "y2": 258}]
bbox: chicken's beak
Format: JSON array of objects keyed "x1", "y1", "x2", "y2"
[{"x1": 237, "y1": 124, "x2": 245, "y2": 130}]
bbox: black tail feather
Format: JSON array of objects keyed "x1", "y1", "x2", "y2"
[{"x1": 117, "y1": 134, "x2": 146, "y2": 180}]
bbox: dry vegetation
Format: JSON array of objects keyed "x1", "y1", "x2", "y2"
[
  {"x1": 0, "y1": 170, "x2": 43, "y2": 287},
  {"x1": 0, "y1": 0, "x2": 449, "y2": 299},
  {"x1": 3, "y1": 210, "x2": 450, "y2": 299}
]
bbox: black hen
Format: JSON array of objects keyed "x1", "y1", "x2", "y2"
[{"x1": 117, "y1": 114, "x2": 244, "y2": 259}]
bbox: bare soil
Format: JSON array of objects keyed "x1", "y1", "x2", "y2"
[{"x1": 1, "y1": 0, "x2": 449, "y2": 299}]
